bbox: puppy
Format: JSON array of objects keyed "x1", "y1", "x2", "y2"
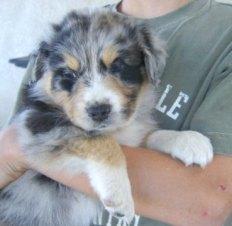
[{"x1": 0, "y1": 8, "x2": 213, "y2": 226}]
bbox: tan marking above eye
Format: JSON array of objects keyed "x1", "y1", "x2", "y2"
[
  {"x1": 64, "y1": 53, "x2": 80, "y2": 71},
  {"x1": 102, "y1": 46, "x2": 119, "y2": 67}
]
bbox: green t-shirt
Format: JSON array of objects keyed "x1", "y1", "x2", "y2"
[
  {"x1": 14, "y1": 0, "x2": 232, "y2": 225},
  {"x1": 99, "y1": 0, "x2": 232, "y2": 225}
]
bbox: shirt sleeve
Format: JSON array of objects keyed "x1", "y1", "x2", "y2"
[{"x1": 190, "y1": 50, "x2": 232, "y2": 155}]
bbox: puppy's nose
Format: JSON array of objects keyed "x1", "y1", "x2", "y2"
[{"x1": 87, "y1": 104, "x2": 111, "y2": 122}]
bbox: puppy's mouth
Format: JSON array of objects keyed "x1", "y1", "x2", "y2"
[
  {"x1": 86, "y1": 121, "x2": 114, "y2": 135},
  {"x1": 84, "y1": 119, "x2": 122, "y2": 137}
]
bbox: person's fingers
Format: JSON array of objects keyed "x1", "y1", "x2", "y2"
[
  {"x1": 0, "y1": 160, "x2": 27, "y2": 188},
  {"x1": 0, "y1": 125, "x2": 28, "y2": 188}
]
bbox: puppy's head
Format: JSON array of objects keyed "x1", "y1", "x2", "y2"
[{"x1": 33, "y1": 9, "x2": 166, "y2": 134}]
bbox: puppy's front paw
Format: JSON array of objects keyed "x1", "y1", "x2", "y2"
[
  {"x1": 102, "y1": 182, "x2": 135, "y2": 224},
  {"x1": 147, "y1": 130, "x2": 213, "y2": 167},
  {"x1": 170, "y1": 131, "x2": 213, "y2": 167},
  {"x1": 88, "y1": 161, "x2": 135, "y2": 224}
]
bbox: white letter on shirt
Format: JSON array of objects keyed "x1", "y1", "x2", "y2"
[
  {"x1": 155, "y1": 84, "x2": 173, "y2": 113},
  {"x1": 166, "y1": 91, "x2": 189, "y2": 120}
]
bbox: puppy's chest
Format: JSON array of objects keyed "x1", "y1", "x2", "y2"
[{"x1": 112, "y1": 121, "x2": 153, "y2": 147}]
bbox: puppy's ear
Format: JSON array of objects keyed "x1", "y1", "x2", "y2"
[
  {"x1": 138, "y1": 26, "x2": 167, "y2": 85},
  {"x1": 34, "y1": 41, "x2": 51, "y2": 81}
]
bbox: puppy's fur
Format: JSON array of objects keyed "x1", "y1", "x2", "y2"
[{"x1": 0, "y1": 8, "x2": 213, "y2": 226}]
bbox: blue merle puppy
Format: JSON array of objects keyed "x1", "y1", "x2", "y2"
[{"x1": 0, "y1": 7, "x2": 213, "y2": 226}]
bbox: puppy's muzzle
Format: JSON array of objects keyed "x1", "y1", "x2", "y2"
[{"x1": 87, "y1": 103, "x2": 112, "y2": 122}]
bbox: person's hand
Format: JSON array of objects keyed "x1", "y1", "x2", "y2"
[{"x1": 0, "y1": 125, "x2": 28, "y2": 188}]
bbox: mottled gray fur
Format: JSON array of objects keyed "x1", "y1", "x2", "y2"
[{"x1": 0, "y1": 8, "x2": 166, "y2": 226}]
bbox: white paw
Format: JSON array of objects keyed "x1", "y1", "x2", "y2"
[
  {"x1": 147, "y1": 130, "x2": 213, "y2": 167},
  {"x1": 102, "y1": 182, "x2": 135, "y2": 224},
  {"x1": 169, "y1": 131, "x2": 213, "y2": 167},
  {"x1": 87, "y1": 161, "x2": 135, "y2": 224}
]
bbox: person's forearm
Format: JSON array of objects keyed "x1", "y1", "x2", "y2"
[
  {"x1": 34, "y1": 146, "x2": 232, "y2": 226},
  {"x1": 125, "y1": 148, "x2": 232, "y2": 226}
]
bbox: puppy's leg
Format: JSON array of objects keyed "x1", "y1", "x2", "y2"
[
  {"x1": 23, "y1": 135, "x2": 134, "y2": 223},
  {"x1": 146, "y1": 130, "x2": 213, "y2": 167},
  {"x1": 73, "y1": 136, "x2": 135, "y2": 224}
]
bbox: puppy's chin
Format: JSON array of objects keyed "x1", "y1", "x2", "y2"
[
  {"x1": 84, "y1": 124, "x2": 122, "y2": 136},
  {"x1": 75, "y1": 120, "x2": 128, "y2": 136}
]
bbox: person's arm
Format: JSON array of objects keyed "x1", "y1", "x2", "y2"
[
  {"x1": 1, "y1": 126, "x2": 231, "y2": 226},
  {"x1": 38, "y1": 147, "x2": 232, "y2": 226}
]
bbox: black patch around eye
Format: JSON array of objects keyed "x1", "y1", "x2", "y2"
[
  {"x1": 110, "y1": 58, "x2": 144, "y2": 84},
  {"x1": 110, "y1": 58, "x2": 126, "y2": 73},
  {"x1": 53, "y1": 69, "x2": 78, "y2": 92},
  {"x1": 60, "y1": 79, "x2": 75, "y2": 91}
]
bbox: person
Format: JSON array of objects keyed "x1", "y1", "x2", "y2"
[{"x1": 1, "y1": 0, "x2": 232, "y2": 225}]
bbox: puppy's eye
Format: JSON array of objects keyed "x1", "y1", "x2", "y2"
[
  {"x1": 110, "y1": 58, "x2": 143, "y2": 84},
  {"x1": 110, "y1": 58, "x2": 126, "y2": 74},
  {"x1": 64, "y1": 71, "x2": 77, "y2": 79},
  {"x1": 53, "y1": 69, "x2": 78, "y2": 92}
]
